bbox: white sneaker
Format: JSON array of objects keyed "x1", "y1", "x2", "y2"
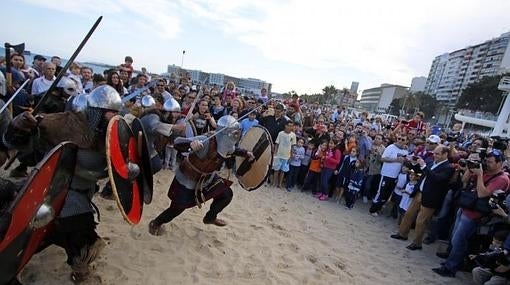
[
  {"x1": 370, "y1": 212, "x2": 378, "y2": 217},
  {"x1": 363, "y1": 196, "x2": 368, "y2": 204}
]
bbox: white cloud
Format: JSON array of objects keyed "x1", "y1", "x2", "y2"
[
  {"x1": 19, "y1": 0, "x2": 510, "y2": 93},
  {"x1": 21, "y1": 0, "x2": 181, "y2": 39}
]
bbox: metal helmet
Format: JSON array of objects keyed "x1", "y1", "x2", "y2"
[
  {"x1": 163, "y1": 97, "x2": 181, "y2": 112},
  {"x1": 71, "y1": 93, "x2": 88, "y2": 112},
  {"x1": 57, "y1": 77, "x2": 78, "y2": 97},
  {"x1": 141, "y1": 95, "x2": 156, "y2": 108},
  {"x1": 87, "y1": 85, "x2": 122, "y2": 111},
  {"x1": 215, "y1": 115, "x2": 241, "y2": 158}
]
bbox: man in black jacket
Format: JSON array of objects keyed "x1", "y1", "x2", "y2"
[{"x1": 391, "y1": 145, "x2": 454, "y2": 250}]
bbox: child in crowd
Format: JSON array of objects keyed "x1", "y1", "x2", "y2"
[
  {"x1": 240, "y1": 110, "x2": 258, "y2": 136},
  {"x1": 272, "y1": 121, "x2": 297, "y2": 188},
  {"x1": 345, "y1": 160, "x2": 365, "y2": 209},
  {"x1": 390, "y1": 163, "x2": 410, "y2": 219},
  {"x1": 317, "y1": 139, "x2": 341, "y2": 201},
  {"x1": 333, "y1": 147, "x2": 358, "y2": 203},
  {"x1": 286, "y1": 138, "x2": 306, "y2": 192},
  {"x1": 67, "y1": 62, "x2": 83, "y2": 94},
  {"x1": 398, "y1": 170, "x2": 420, "y2": 224},
  {"x1": 303, "y1": 140, "x2": 326, "y2": 195},
  {"x1": 297, "y1": 141, "x2": 314, "y2": 187}
]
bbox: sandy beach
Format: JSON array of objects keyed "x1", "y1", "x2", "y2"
[{"x1": 21, "y1": 169, "x2": 471, "y2": 285}]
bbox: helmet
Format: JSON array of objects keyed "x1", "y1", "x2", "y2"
[
  {"x1": 141, "y1": 95, "x2": 156, "y2": 108},
  {"x1": 215, "y1": 115, "x2": 241, "y2": 158},
  {"x1": 57, "y1": 77, "x2": 78, "y2": 97},
  {"x1": 87, "y1": 85, "x2": 122, "y2": 111},
  {"x1": 163, "y1": 97, "x2": 181, "y2": 112},
  {"x1": 71, "y1": 93, "x2": 88, "y2": 112}
]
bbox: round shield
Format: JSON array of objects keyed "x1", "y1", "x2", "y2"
[
  {"x1": 106, "y1": 115, "x2": 144, "y2": 225},
  {"x1": 0, "y1": 142, "x2": 77, "y2": 284},
  {"x1": 235, "y1": 126, "x2": 273, "y2": 191},
  {"x1": 130, "y1": 118, "x2": 154, "y2": 204}
]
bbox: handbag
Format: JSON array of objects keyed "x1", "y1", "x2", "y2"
[{"x1": 456, "y1": 172, "x2": 504, "y2": 214}]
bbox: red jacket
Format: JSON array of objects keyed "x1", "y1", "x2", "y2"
[{"x1": 322, "y1": 149, "x2": 341, "y2": 170}]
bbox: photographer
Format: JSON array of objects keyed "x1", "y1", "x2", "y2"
[
  {"x1": 470, "y1": 230, "x2": 510, "y2": 285},
  {"x1": 433, "y1": 150, "x2": 510, "y2": 278}
]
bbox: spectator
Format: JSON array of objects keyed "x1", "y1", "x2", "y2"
[
  {"x1": 272, "y1": 121, "x2": 297, "y2": 188},
  {"x1": 334, "y1": 147, "x2": 358, "y2": 203},
  {"x1": 304, "y1": 141, "x2": 326, "y2": 195},
  {"x1": 51, "y1": 56, "x2": 63, "y2": 75},
  {"x1": 345, "y1": 160, "x2": 365, "y2": 209},
  {"x1": 31, "y1": 54, "x2": 46, "y2": 77},
  {"x1": 286, "y1": 138, "x2": 305, "y2": 192},
  {"x1": 369, "y1": 134, "x2": 409, "y2": 216},
  {"x1": 317, "y1": 139, "x2": 341, "y2": 201},
  {"x1": 363, "y1": 134, "x2": 385, "y2": 203},
  {"x1": 433, "y1": 150, "x2": 510, "y2": 278},
  {"x1": 80, "y1": 66, "x2": 94, "y2": 93},
  {"x1": 398, "y1": 170, "x2": 421, "y2": 223},
  {"x1": 260, "y1": 103, "x2": 288, "y2": 143},
  {"x1": 297, "y1": 141, "x2": 314, "y2": 187},
  {"x1": 240, "y1": 110, "x2": 259, "y2": 136},
  {"x1": 31, "y1": 62, "x2": 56, "y2": 95}
]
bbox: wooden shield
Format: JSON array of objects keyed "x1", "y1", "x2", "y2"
[
  {"x1": 106, "y1": 115, "x2": 144, "y2": 225},
  {"x1": 235, "y1": 126, "x2": 273, "y2": 191},
  {"x1": 130, "y1": 118, "x2": 154, "y2": 204},
  {"x1": 0, "y1": 142, "x2": 77, "y2": 284}
]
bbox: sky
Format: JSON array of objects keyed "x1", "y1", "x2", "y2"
[{"x1": 1, "y1": 0, "x2": 509, "y2": 94}]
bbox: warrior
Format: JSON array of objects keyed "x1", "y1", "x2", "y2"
[
  {"x1": 149, "y1": 115, "x2": 254, "y2": 235},
  {"x1": 3, "y1": 85, "x2": 123, "y2": 283},
  {"x1": 139, "y1": 96, "x2": 185, "y2": 172}
]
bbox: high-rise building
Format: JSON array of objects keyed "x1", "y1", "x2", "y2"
[
  {"x1": 350, "y1": 81, "x2": 359, "y2": 94},
  {"x1": 424, "y1": 32, "x2": 510, "y2": 105},
  {"x1": 410, "y1": 76, "x2": 427, "y2": 93},
  {"x1": 359, "y1": 84, "x2": 409, "y2": 113},
  {"x1": 165, "y1": 64, "x2": 272, "y2": 95}
]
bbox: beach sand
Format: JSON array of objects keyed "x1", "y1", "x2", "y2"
[{"x1": 22, "y1": 169, "x2": 471, "y2": 285}]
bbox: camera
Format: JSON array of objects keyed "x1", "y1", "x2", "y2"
[
  {"x1": 473, "y1": 248, "x2": 507, "y2": 268},
  {"x1": 489, "y1": 189, "x2": 507, "y2": 211},
  {"x1": 446, "y1": 133, "x2": 460, "y2": 142},
  {"x1": 459, "y1": 159, "x2": 481, "y2": 169}
]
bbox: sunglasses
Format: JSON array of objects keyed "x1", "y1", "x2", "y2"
[
  {"x1": 488, "y1": 149, "x2": 503, "y2": 159},
  {"x1": 397, "y1": 138, "x2": 407, "y2": 141},
  {"x1": 157, "y1": 84, "x2": 165, "y2": 87}
]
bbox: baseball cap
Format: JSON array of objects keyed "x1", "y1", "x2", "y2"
[
  {"x1": 427, "y1": 135, "x2": 441, "y2": 144},
  {"x1": 34, "y1": 55, "x2": 46, "y2": 61}
]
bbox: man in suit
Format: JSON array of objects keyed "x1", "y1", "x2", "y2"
[{"x1": 391, "y1": 145, "x2": 454, "y2": 250}]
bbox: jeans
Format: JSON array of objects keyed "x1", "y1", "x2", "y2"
[
  {"x1": 303, "y1": 171, "x2": 320, "y2": 193},
  {"x1": 286, "y1": 165, "x2": 300, "y2": 189},
  {"x1": 444, "y1": 211, "x2": 478, "y2": 272},
  {"x1": 320, "y1": 168, "x2": 335, "y2": 195},
  {"x1": 297, "y1": 164, "x2": 309, "y2": 186},
  {"x1": 429, "y1": 189, "x2": 457, "y2": 241}
]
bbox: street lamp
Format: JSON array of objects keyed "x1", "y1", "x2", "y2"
[{"x1": 181, "y1": 50, "x2": 185, "y2": 68}]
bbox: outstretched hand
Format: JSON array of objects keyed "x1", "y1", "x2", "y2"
[{"x1": 190, "y1": 140, "x2": 204, "y2": 151}]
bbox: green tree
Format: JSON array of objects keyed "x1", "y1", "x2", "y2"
[
  {"x1": 322, "y1": 85, "x2": 338, "y2": 103},
  {"x1": 388, "y1": 92, "x2": 438, "y2": 119},
  {"x1": 456, "y1": 74, "x2": 508, "y2": 114}
]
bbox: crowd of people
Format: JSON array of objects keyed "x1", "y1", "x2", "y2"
[{"x1": 1, "y1": 50, "x2": 510, "y2": 284}]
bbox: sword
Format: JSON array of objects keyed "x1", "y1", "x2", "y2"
[
  {"x1": 183, "y1": 86, "x2": 203, "y2": 122},
  {"x1": 0, "y1": 79, "x2": 30, "y2": 114},
  {"x1": 200, "y1": 101, "x2": 268, "y2": 144},
  {"x1": 32, "y1": 16, "x2": 103, "y2": 115},
  {"x1": 121, "y1": 80, "x2": 158, "y2": 103}
]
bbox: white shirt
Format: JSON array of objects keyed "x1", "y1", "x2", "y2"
[
  {"x1": 380, "y1": 144, "x2": 408, "y2": 178},
  {"x1": 31, "y1": 76, "x2": 55, "y2": 95}
]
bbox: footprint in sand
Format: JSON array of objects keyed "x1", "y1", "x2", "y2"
[{"x1": 306, "y1": 255, "x2": 317, "y2": 264}]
